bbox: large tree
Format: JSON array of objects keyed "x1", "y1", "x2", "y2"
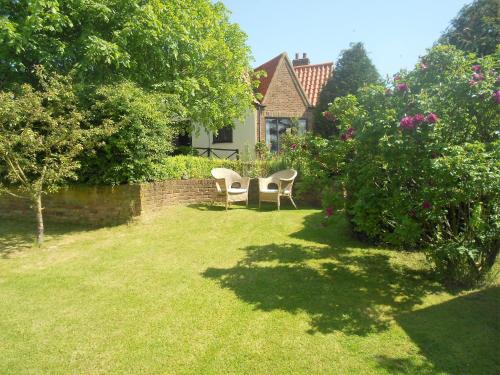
[
  {"x1": 314, "y1": 42, "x2": 380, "y2": 138},
  {"x1": 0, "y1": 0, "x2": 256, "y2": 130},
  {"x1": 439, "y1": 0, "x2": 499, "y2": 57}
]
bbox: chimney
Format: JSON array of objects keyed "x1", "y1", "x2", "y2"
[{"x1": 292, "y1": 52, "x2": 310, "y2": 67}]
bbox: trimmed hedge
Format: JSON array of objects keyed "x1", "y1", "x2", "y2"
[{"x1": 154, "y1": 156, "x2": 287, "y2": 180}]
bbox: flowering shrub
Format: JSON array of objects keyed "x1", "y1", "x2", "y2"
[{"x1": 285, "y1": 45, "x2": 499, "y2": 286}]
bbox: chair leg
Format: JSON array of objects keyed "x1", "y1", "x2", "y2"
[
  {"x1": 290, "y1": 196, "x2": 297, "y2": 209},
  {"x1": 277, "y1": 196, "x2": 280, "y2": 211},
  {"x1": 225, "y1": 197, "x2": 228, "y2": 211}
]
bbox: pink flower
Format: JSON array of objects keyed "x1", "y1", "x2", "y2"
[
  {"x1": 425, "y1": 113, "x2": 439, "y2": 123},
  {"x1": 420, "y1": 63, "x2": 428, "y2": 71},
  {"x1": 471, "y1": 65, "x2": 481, "y2": 72},
  {"x1": 396, "y1": 83, "x2": 409, "y2": 92},
  {"x1": 291, "y1": 143, "x2": 297, "y2": 150},
  {"x1": 413, "y1": 114, "x2": 425, "y2": 123},
  {"x1": 385, "y1": 88, "x2": 393, "y2": 96},
  {"x1": 493, "y1": 90, "x2": 500, "y2": 104},
  {"x1": 472, "y1": 73, "x2": 484, "y2": 81},
  {"x1": 326, "y1": 207, "x2": 334, "y2": 217},
  {"x1": 422, "y1": 201, "x2": 431, "y2": 210},
  {"x1": 340, "y1": 133, "x2": 348, "y2": 141},
  {"x1": 399, "y1": 116, "x2": 415, "y2": 129},
  {"x1": 346, "y1": 127, "x2": 355, "y2": 136},
  {"x1": 469, "y1": 79, "x2": 478, "y2": 86}
]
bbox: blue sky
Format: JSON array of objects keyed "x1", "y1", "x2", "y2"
[{"x1": 221, "y1": 0, "x2": 472, "y2": 77}]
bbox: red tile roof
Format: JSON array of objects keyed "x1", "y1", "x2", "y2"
[
  {"x1": 293, "y1": 62, "x2": 333, "y2": 106},
  {"x1": 254, "y1": 53, "x2": 283, "y2": 101}
]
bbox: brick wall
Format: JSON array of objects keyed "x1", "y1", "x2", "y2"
[
  {"x1": 0, "y1": 179, "x2": 320, "y2": 226},
  {"x1": 140, "y1": 179, "x2": 219, "y2": 215},
  {"x1": 0, "y1": 185, "x2": 141, "y2": 226}
]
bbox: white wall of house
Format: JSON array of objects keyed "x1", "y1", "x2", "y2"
[{"x1": 191, "y1": 108, "x2": 257, "y2": 160}]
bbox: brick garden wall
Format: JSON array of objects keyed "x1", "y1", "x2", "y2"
[
  {"x1": 0, "y1": 179, "x2": 319, "y2": 226},
  {"x1": 140, "y1": 179, "x2": 219, "y2": 215},
  {"x1": 0, "y1": 185, "x2": 141, "y2": 226}
]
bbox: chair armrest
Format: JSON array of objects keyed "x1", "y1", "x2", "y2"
[
  {"x1": 214, "y1": 178, "x2": 227, "y2": 193},
  {"x1": 278, "y1": 177, "x2": 296, "y2": 193},
  {"x1": 239, "y1": 177, "x2": 251, "y2": 190}
]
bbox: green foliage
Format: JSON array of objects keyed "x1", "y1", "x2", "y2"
[
  {"x1": 0, "y1": 68, "x2": 86, "y2": 196},
  {"x1": 0, "y1": 0, "x2": 256, "y2": 131},
  {"x1": 79, "y1": 82, "x2": 184, "y2": 184},
  {"x1": 439, "y1": 0, "x2": 500, "y2": 57},
  {"x1": 314, "y1": 42, "x2": 380, "y2": 137},
  {"x1": 0, "y1": 67, "x2": 105, "y2": 244},
  {"x1": 155, "y1": 156, "x2": 242, "y2": 180},
  {"x1": 284, "y1": 45, "x2": 500, "y2": 286},
  {"x1": 254, "y1": 141, "x2": 271, "y2": 160},
  {"x1": 154, "y1": 156, "x2": 287, "y2": 181},
  {"x1": 174, "y1": 146, "x2": 199, "y2": 156}
]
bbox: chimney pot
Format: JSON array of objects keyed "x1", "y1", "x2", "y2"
[{"x1": 292, "y1": 52, "x2": 310, "y2": 67}]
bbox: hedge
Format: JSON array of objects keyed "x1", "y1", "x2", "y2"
[{"x1": 154, "y1": 156, "x2": 287, "y2": 180}]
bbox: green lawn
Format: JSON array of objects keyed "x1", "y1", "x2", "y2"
[{"x1": 0, "y1": 205, "x2": 498, "y2": 374}]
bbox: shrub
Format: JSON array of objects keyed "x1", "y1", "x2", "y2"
[
  {"x1": 155, "y1": 156, "x2": 287, "y2": 181},
  {"x1": 328, "y1": 45, "x2": 500, "y2": 285},
  {"x1": 79, "y1": 82, "x2": 184, "y2": 184},
  {"x1": 155, "y1": 156, "x2": 241, "y2": 180},
  {"x1": 284, "y1": 45, "x2": 500, "y2": 286}
]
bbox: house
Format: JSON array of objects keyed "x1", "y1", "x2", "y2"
[{"x1": 191, "y1": 52, "x2": 333, "y2": 159}]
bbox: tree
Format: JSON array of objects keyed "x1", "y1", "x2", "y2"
[
  {"x1": 314, "y1": 42, "x2": 380, "y2": 138},
  {"x1": 79, "y1": 82, "x2": 185, "y2": 184},
  {"x1": 0, "y1": 0, "x2": 256, "y2": 131},
  {"x1": 0, "y1": 68, "x2": 102, "y2": 245},
  {"x1": 439, "y1": 0, "x2": 499, "y2": 57}
]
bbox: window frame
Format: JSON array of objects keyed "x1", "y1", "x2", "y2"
[
  {"x1": 212, "y1": 125, "x2": 233, "y2": 144},
  {"x1": 265, "y1": 117, "x2": 307, "y2": 152}
]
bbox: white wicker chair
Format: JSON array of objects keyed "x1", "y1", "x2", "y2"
[
  {"x1": 258, "y1": 169, "x2": 298, "y2": 210},
  {"x1": 211, "y1": 168, "x2": 250, "y2": 210}
]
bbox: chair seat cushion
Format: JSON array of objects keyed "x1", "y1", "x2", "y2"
[
  {"x1": 260, "y1": 188, "x2": 278, "y2": 193},
  {"x1": 227, "y1": 188, "x2": 247, "y2": 194}
]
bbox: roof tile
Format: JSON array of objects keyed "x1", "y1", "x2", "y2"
[
  {"x1": 253, "y1": 53, "x2": 283, "y2": 100},
  {"x1": 293, "y1": 62, "x2": 333, "y2": 106}
]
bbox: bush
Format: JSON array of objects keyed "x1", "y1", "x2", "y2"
[
  {"x1": 155, "y1": 156, "x2": 287, "y2": 181},
  {"x1": 79, "y1": 82, "x2": 184, "y2": 184},
  {"x1": 155, "y1": 156, "x2": 240, "y2": 180},
  {"x1": 283, "y1": 45, "x2": 500, "y2": 286}
]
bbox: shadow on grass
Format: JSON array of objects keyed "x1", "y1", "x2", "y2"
[
  {"x1": 0, "y1": 219, "x2": 91, "y2": 258},
  {"x1": 377, "y1": 287, "x2": 499, "y2": 375},
  {"x1": 203, "y1": 212, "x2": 443, "y2": 336}
]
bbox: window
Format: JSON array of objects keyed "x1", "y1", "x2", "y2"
[
  {"x1": 213, "y1": 126, "x2": 233, "y2": 143},
  {"x1": 265, "y1": 118, "x2": 307, "y2": 152}
]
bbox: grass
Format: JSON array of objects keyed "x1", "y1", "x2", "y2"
[{"x1": 0, "y1": 205, "x2": 498, "y2": 374}]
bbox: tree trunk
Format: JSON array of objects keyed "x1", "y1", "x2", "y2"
[{"x1": 34, "y1": 194, "x2": 44, "y2": 246}]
